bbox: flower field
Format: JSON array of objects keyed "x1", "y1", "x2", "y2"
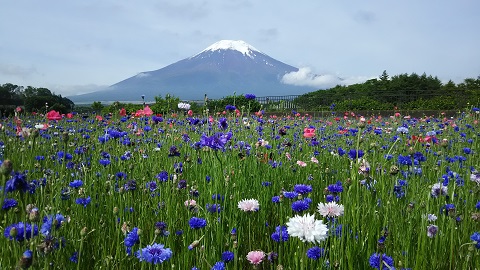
[{"x1": 1, "y1": 104, "x2": 479, "y2": 269}]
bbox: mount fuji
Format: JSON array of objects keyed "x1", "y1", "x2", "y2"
[{"x1": 69, "y1": 40, "x2": 320, "y2": 103}]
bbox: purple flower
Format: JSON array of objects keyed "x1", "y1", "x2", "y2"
[
  {"x1": 5, "y1": 171, "x2": 29, "y2": 193},
  {"x1": 471, "y1": 232, "x2": 480, "y2": 249},
  {"x1": 294, "y1": 184, "x2": 313, "y2": 194},
  {"x1": 221, "y1": 251, "x2": 234, "y2": 262},
  {"x1": 75, "y1": 196, "x2": 91, "y2": 208},
  {"x1": 69, "y1": 180, "x2": 83, "y2": 188},
  {"x1": 306, "y1": 246, "x2": 325, "y2": 260},
  {"x1": 291, "y1": 199, "x2": 310, "y2": 212},
  {"x1": 2, "y1": 198, "x2": 18, "y2": 210},
  {"x1": 271, "y1": 225, "x2": 289, "y2": 242},
  {"x1": 4, "y1": 222, "x2": 38, "y2": 241},
  {"x1": 369, "y1": 253, "x2": 394, "y2": 269},
  {"x1": 135, "y1": 243, "x2": 172, "y2": 264},
  {"x1": 244, "y1": 94, "x2": 256, "y2": 100},
  {"x1": 189, "y1": 217, "x2": 207, "y2": 229}
]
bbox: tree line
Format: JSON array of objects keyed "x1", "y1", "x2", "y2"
[
  {"x1": 0, "y1": 83, "x2": 74, "y2": 116},
  {"x1": 294, "y1": 71, "x2": 480, "y2": 111}
]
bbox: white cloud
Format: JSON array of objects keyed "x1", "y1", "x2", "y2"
[
  {"x1": 281, "y1": 67, "x2": 371, "y2": 89},
  {"x1": 46, "y1": 84, "x2": 109, "y2": 97}
]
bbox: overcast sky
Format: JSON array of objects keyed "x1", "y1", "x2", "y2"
[{"x1": 1, "y1": 0, "x2": 479, "y2": 97}]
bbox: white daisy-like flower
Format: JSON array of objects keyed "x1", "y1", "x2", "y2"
[
  {"x1": 470, "y1": 171, "x2": 480, "y2": 184},
  {"x1": 238, "y1": 199, "x2": 260, "y2": 212},
  {"x1": 317, "y1": 202, "x2": 345, "y2": 218},
  {"x1": 286, "y1": 213, "x2": 328, "y2": 243},
  {"x1": 177, "y1": 102, "x2": 191, "y2": 110}
]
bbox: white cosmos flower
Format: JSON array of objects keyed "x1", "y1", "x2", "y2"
[
  {"x1": 238, "y1": 199, "x2": 260, "y2": 212},
  {"x1": 317, "y1": 202, "x2": 344, "y2": 218},
  {"x1": 286, "y1": 213, "x2": 328, "y2": 243}
]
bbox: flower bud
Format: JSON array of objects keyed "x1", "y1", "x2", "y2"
[
  {"x1": 10, "y1": 226, "x2": 18, "y2": 237},
  {"x1": 62, "y1": 132, "x2": 69, "y2": 142},
  {"x1": 80, "y1": 227, "x2": 88, "y2": 236},
  {"x1": 0, "y1": 159, "x2": 13, "y2": 176}
]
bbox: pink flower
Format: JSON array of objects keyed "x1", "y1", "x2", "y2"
[
  {"x1": 310, "y1": 157, "x2": 319, "y2": 164},
  {"x1": 317, "y1": 202, "x2": 344, "y2": 218},
  {"x1": 143, "y1": 106, "x2": 153, "y2": 116},
  {"x1": 46, "y1": 110, "x2": 62, "y2": 121},
  {"x1": 296, "y1": 160, "x2": 307, "y2": 167},
  {"x1": 119, "y1": 108, "x2": 127, "y2": 116},
  {"x1": 187, "y1": 110, "x2": 193, "y2": 116},
  {"x1": 238, "y1": 199, "x2": 260, "y2": 212},
  {"x1": 246, "y1": 250, "x2": 265, "y2": 265},
  {"x1": 303, "y1": 128, "x2": 315, "y2": 138}
]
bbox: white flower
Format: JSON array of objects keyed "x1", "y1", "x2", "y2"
[
  {"x1": 317, "y1": 202, "x2": 344, "y2": 218},
  {"x1": 286, "y1": 213, "x2": 328, "y2": 243},
  {"x1": 177, "y1": 102, "x2": 191, "y2": 110},
  {"x1": 238, "y1": 199, "x2": 260, "y2": 212},
  {"x1": 431, "y1": 183, "x2": 448, "y2": 197},
  {"x1": 470, "y1": 171, "x2": 480, "y2": 184}
]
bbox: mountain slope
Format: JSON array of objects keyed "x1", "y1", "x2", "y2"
[{"x1": 70, "y1": 40, "x2": 318, "y2": 103}]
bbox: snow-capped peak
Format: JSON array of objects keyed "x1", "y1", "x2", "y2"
[{"x1": 192, "y1": 40, "x2": 261, "y2": 59}]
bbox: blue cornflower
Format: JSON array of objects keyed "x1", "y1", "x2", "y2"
[
  {"x1": 168, "y1": 146, "x2": 181, "y2": 157},
  {"x1": 271, "y1": 196, "x2": 280, "y2": 203},
  {"x1": 294, "y1": 184, "x2": 313, "y2": 194},
  {"x1": 75, "y1": 196, "x2": 91, "y2": 208},
  {"x1": 99, "y1": 159, "x2": 111, "y2": 166},
  {"x1": 206, "y1": 204, "x2": 222, "y2": 214},
  {"x1": 221, "y1": 251, "x2": 234, "y2": 263},
  {"x1": 211, "y1": 261, "x2": 226, "y2": 270},
  {"x1": 471, "y1": 232, "x2": 480, "y2": 249},
  {"x1": 476, "y1": 201, "x2": 480, "y2": 210},
  {"x1": 348, "y1": 149, "x2": 364, "y2": 159},
  {"x1": 398, "y1": 155, "x2": 412, "y2": 166},
  {"x1": 218, "y1": 118, "x2": 228, "y2": 130},
  {"x1": 189, "y1": 217, "x2": 207, "y2": 229},
  {"x1": 199, "y1": 133, "x2": 228, "y2": 150},
  {"x1": 5, "y1": 171, "x2": 29, "y2": 193},
  {"x1": 327, "y1": 181, "x2": 344, "y2": 193},
  {"x1": 70, "y1": 251, "x2": 78, "y2": 263},
  {"x1": 271, "y1": 225, "x2": 289, "y2": 242},
  {"x1": 244, "y1": 93, "x2": 256, "y2": 100},
  {"x1": 125, "y1": 227, "x2": 140, "y2": 255},
  {"x1": 2, "y1": 198, "x2": 18, "y2": 210},
  {"x1": 291, "y1": 199, "x2": 310, "y2": 212},
  {"x1": 146, "y1": 181, "x2": 157, "y2": 192},
  {"x1": 41, "y1": 214, "x2": 65, "y2": 236},
  {"x1": 69, "y1": 180, "x2": 83, "y2": 188},
  {"x1": 124, "y1": 180, "x2": 137, "y2": 191},
  {"x1": 4, "y1": 222, "x2": 38, "y2": 241},
  {"x1": 135, "y1": 243, "x2": 172, "y2": 264},
  {"x1": 156, "y1": 171, "x2": 169, "y2": 182},
  {"x1": 283, "y1": 191, "x2": 298, "y2": 199},
  {"x1": 306, "y1": 246, "x2": 326, "y2": 260},
  {"x1": 369, "y1": 253, "x2": 394, "y2": 269},
  {"x1": 225, "y1": 105, "x2": 236, "y2": 111}
]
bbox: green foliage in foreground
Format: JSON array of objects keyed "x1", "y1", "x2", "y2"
[{"x1": 0, "y1": 109, "x2": 479, "y2": 269}]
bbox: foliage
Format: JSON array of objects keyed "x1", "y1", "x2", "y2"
[
  {"x1": 294, "y1": 71, "x2": 480, "y2": 111},
  {"x1": 0, "y1": 83, "x2": 74, "y2": 115},
  {"x1": 207, "y1": 94, "x2": 261, "y2": 113}
]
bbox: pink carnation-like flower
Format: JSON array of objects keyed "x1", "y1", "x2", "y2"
[
  {"x1": 317, "y1": 202, "x2": 345, "y2": 218},
  {"x1": 246, "y1": 250, "x2": 265, "y2": 265},
  {"x1": 296, "y1": 160, "x2": 307, "y2": 167},
  {"x1": 238, "y1": 199, "x2": 260, "y2": 212},
  {"x1": 303, "y1": 128, "x2": 315, "y2": 138}
]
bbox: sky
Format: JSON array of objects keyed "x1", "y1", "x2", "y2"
[{"x1": 1, "y1": 0, "x2": 479, "y2": 98}]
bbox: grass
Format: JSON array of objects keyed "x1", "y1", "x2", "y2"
[{"x1": 0, "y1": 108, "x2": 479, "y2": 269}]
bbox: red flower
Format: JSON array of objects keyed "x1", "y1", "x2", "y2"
[
  {"x1": 46, "y1": 110, "x2": 62, "y2": 121},
  {"x1": 119, "y1": 108, "x2": 126, "y2": 116}
]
